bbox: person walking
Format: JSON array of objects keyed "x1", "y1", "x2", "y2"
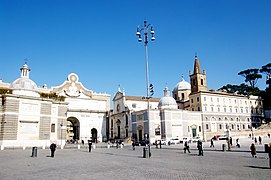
[
  {"x1": 250, "y1": 143, "x2": 256, "y2": 158},
  {"x1": 210, "y1": 139, "x2": 214, "y2": 148},
  {"x1": 268, "y1": 143, "x2": 271, "y2": 169},
  {"x1": 236, "y1": 138, "x2": 240, "y2": 148},
  {"x1": 132, "y1": 141, "x2": 135, "y2": 150},
  {"x1": 254, "y1": 137, "x2": 257, "y2": 144},
  {"x1": 50, "y1": 142, "x2": 57, "y2": 158},
  {"x1": 88, "y1": 141, "x2": 92, "y2": 152},
  {"x1": 197, "y1": 140, "x2": 203, "y2": 156},
  {"x1": 258, "y1": 136, "x2": 262, "y2": 145},
  {"x1": 229, "y1": 137, "x2": 233, "y2": 147},
  {"x1": 184, "y1": 141, "x2": 191, "y2": 153}
]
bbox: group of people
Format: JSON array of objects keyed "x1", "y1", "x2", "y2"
[{"x1": 182, "y1": 140, "x2": 203, "y2": 156}]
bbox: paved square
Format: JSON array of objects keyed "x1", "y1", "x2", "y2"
[{"x1": 0, "y1": 139, "x2": 271, "y2": 180}]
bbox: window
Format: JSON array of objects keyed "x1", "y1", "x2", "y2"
[
  {"x1": 193, "y1": 79, "x2": 196, "y2": 86},
  {"x1": 211, "y1": 107, "x2": 214, "y2": 112},
  {"x1": 182, "y1": 93, "x2": 185, "y2": 99},
  {"x1": 242, "y1": 124, "x2": 245, "y2": 129},
  {"x1": 217, "y1": 98, "x2": 219, "y2": 102},
  {"x1": 197, "y1": 97, "x2": 200, "y2": 102},
  {"x1": 199, "y1": 126, "x2": 201, "y2": 132},
  {"x1": 201, "y1": 79, "x2": 203, "y2": 85},
  {"x1": 191, "y1": 99, "x2": 194, "y2": 103},
  {"x1": 204, "y1": 106, "x2": 207, "y2": 111},
  {"x1": 211, "y1": 97, "x2": 213, "y2": 102},
  {"x1": 51, "y1": 124, "x2": 55, "y2": 133},
  {"x1": 111, "y1": 120, "x2": 113, "y2": 128},
  {"x1": 206, "y1": 124, "x2": 209, "y2": 129},
  {"x1": 219, "y1": 124, "x2": 222, "y2": 129},
  {"x1": 204, "y1": 97, "x2": 206, "y2": 101},
  {"x1": 218, "y1": 107, "x2": 220, "y2": 112},
  {"x1": 126, "y1": 129, "x2": 128, "y2": 137},
  {"x1": 192, "y1": 108, "x2": 194, "y2": 111},
  {"x1": 232, "y1": 124, "x2": 234, "y2": 129},
  {"x1": 224, "y1": 108, "x2": 226, "y2": 112},
  {"x1": 197, "y1": 107, "x2": 200, "y2": 111}
]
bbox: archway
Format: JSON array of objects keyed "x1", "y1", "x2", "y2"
[
  {"x1": 91, "y1": 128, "x2": 98, "y2": 143},
  {"x1": 67, "y1": 117, "x2": 80, "y2": 142}
]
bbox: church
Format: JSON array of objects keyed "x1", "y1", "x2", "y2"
[
  {"x1": 0, "y1": 63, "x2": 110, "y2": 149},
  {"x1": 110, "y1": 56, "x2": 264, "y2": 144}
]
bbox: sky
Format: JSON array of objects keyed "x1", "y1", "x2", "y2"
[{"x1": 0, "y1": 0, "x2": 271, "y2": 103}]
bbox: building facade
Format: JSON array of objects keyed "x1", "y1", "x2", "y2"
[
  {"x1": 0, "y1": 64, "x2": 110, "y2": 149},
  {"x1": 113, "y1": 56, "x2": 264, "y2": 144}
]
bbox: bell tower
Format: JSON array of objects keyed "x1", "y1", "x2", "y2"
[{"x1": 189, "y1": 55, "x2": 207, "y2": 93}]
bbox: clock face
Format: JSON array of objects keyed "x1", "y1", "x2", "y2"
[{"x1": 117, "y1": 104, "x2": 120, "y2": 112}]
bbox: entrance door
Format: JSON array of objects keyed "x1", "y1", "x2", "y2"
[
  {"x1": 192, "y1": 128, "x2": 197, "y2": 138},
  {"x1": 91, "y1": 128, "x2": 98, "y2": 143},
  {"x1": 67, "y1": 117, "x2": 80, "y2": 142}
]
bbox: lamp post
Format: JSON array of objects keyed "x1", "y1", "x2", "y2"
[{"x1": 136, "y1": 20, "x2": 155, "y2": 158}]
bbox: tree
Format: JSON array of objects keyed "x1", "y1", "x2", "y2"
[
  {"x1": 218, "y1": 83, "x2": 260, "y2": 95},
  {"x1": 238, "y1": 69, "x2": 262, "y2": 88},
  {"x1": 260, "y1": 63, "x2": 271, "y2": 88}
]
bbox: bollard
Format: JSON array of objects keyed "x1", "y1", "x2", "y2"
[
  {"x1": 143, "y1": 147, "x2": 149, "y2": 158},
  {"x1": 31, "y1": 147, "x2": 37, "y2": 157},
  {"x1": 222, "y1": 144, "x2": 226, "y2": 152}
]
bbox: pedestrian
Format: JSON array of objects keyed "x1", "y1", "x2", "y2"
[
  {"x1": 254, "y1": 137, "x2": 257, "y2": 144},
  {"x1": 50, "y1": 142, "x2": 57, "y2": 158},
  {"x1": 229, "y1": 137, "x2": 233, "y2": 147},
  {"x1": 132, "y1": 141, "x2": 135, "y2": 150},
  {"x1": 184, "y1": 141, "x2": 190, "y2": 153},
  {"x1": 250, "y1": 143, "x2": 256, "y2": 158},
  {"x1": 236, "y1": 138, "x2": 240, "y2": 148},
  {"x1": 81, "y1": 139, "x2": 84, "y2": 145},
  {"x1": 268, "y1": 143, "x2": 271, "y2": 169},
  {"x1": 159, "y1": 140, "x2": 162, "y2": 149},
  {"x1": 258, "y1": 136, "x2": 262, "y2": 145},
  {"x1": 88, "y1": 140, "x2": 92, "y2": 152},
  {"x1": 268, "y1": 133, "x2": 270, "y2": 138},
  {"x1": 197, "y1": 140, "x2": 203, "y2": 156},
  {"x1": 210, "y1": 138, "x2": 214, "y2": 148},
  {"x1": 155, "y1": 140, "x2": 158, "y2": 149}
]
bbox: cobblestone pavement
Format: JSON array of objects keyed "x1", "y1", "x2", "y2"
[{"x1": 0, "y1": 138, "x2": 271, "y2": 180}]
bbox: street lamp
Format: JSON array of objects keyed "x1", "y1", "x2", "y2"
[{"x1": 136, "y1": 20, "x2": 155, "y2": 158}]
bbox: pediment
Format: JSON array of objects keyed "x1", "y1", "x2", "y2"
[
  {"x1": 51, "y1": 73, "x2": 93, "y2": 98},
  {"x1": 113, "y1": 91, "x2": 124, "y2": 101}
]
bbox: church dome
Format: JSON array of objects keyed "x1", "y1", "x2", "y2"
[
  {"x1": 158, "y1": 87, "x2": 177, "y2": 110},
  {"x1": 11, "y1": 77, "x2": 37, "y2": 90},
  {"x1": 174, "y1": 76, "x2": 191, "y2": 91},
  {"x1": 10, "y1": 63, "x2": 39, "y2": 97},
  {"x1": 10, "y1": 63, "x2": 37, "y2": 90}
]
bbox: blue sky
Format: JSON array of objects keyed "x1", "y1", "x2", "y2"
[{"x1": 0, "y1": 0, "x2": 271, "y2": 102}]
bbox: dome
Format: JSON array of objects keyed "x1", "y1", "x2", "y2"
[
  {"x1": 11, "y1": 77, "x2": 37, "y2": 90},
  {"x1": 174, "y1": 76, "x2": 191, "y2": 91},
  {"x1": 158, "y1": 87, "x2": 178, "y2": 110}
]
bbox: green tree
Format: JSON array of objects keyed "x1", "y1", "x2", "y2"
[
  {"x1": 260, "y1": 63, "x2": 271, "y2": 88},
  {"x1": 238, "y1": 69, "x2": 262, "y2": 88}
]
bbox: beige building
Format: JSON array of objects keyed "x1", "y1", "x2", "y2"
[
  {"x1": 113, "y1": 55, "x2": 264, "y2": 143},
  {"x1": 0, "y1": 63, "x2": 110, "y2": 149}
]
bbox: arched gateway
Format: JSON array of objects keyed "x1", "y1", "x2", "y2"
[{"x1": 51, "y1": 73, "x2": 111, "y2": 145}]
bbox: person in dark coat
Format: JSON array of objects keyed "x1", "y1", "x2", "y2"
[
  {"x1": 268, "y1": 143, "x2": 271, "y2": 169},
  {"x1": 184, "y1": 141, "x2": 191, "y2": 153},
  {"x1": 210, "y1": 139, "x2": 214, "y2": 148},
  {"x1": 258, "y1": 136, "x2": 262, "y2": 145},
  {"x1": 197, "y1": 140, "x2": 203, "y2": 156},
  {"x1": 88, "y1": 141, "x2": 92, "y2": 152},
  {"x1": 132, "y1": 141, "x2": 135, "y2": 150},
  {"x1": 50, "y1": 143, "x2": 57, "y2": 158},
  {"x1": 250, "y1": 143, "x2": 256, "y2": 158}
]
